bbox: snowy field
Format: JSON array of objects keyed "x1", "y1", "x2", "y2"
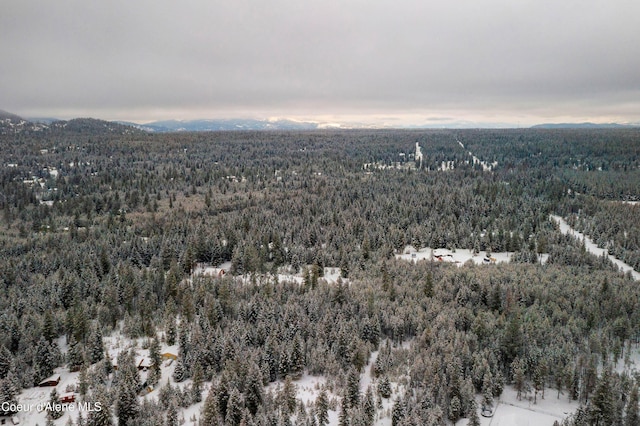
[
  {"x1": 193, "y1": 261, "x2": 348, "y2": 286},
  {"x1": 396, "y1": 247, "x2": 550, "y2": 266},
  {"x1": 396, "y1": 247, "x2": 514, "y2": 265},
  {"x1": 458, "y1": 387, "x2": 581, "y2": 426}
]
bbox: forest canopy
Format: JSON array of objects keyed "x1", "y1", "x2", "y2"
[{"x1": 1, "y1": 124, "x2": 639, "y2": 425}]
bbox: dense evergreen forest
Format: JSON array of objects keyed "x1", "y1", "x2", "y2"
[{"x1": 1, "y1": 121, "x2": 640, "y2": 425}]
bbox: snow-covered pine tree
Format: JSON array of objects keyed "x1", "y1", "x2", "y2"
[
  {"x1": 34, "y1": 335, "x2": 56, "y2": 384},
  {"x1": 165, "y1": 399, "x2": 178, "y2": 426},
  {"x1": 448, "y1": 395, "x2": 461, "y2": 422},
  {"x1": 280, "y1": 376, "x2": 297, "y2": 415},
  {"x1": 115, "y1": 351, "x2": 140, "y2": 425},
  {"x1": 48, "y1": 388, "x2": 64, "y2": 419},
  {"x1": 86, "y1": 391, "x2": 112, "y2": 426},
  {"x1": 67, "y1": 335, "x2": 85, "y2": 372},
  {"x1": 191, "y1": 362, "x2": 203, "y2": 403},
  {"x1": 172, "y1": 358, "x2": 186, "y2": 383},
  {"x1": 468, "y1": 401, "x2": 481, "y2": 426},
  {"x1": 224, "y1": 388, "x2": 243, "y2": 426},
  {"x1": 378, "y1": 376, "x2": 391, "y2": 399},
  {"x1": 290, "y1": 337, "x2": 304, "y2": 379},
  {"x1": 244, "y1": 363, "x2": 263, "y2": 415},
  {"x1": 201, "y1": 384, "x2": 220, "y2": 425},
  {"x1": 149, "y1": 337, "x2": 162, "y2": 374},
  {"x1": 338, "y1": 392, "x2": 350, "y2": 426},
  {"x1": 391, "y1": 396, "x2": 406, "y2": 426},
  {"x1": 89, "y1": 327, "x2": 104, "y2": 364},
  {"x1": 346, "y1": 368, "x2": 360, "y2": 408},
  {"x1": 362, "y1": 386, "x2": 375, "y2": 425},
  {"x1": 0, "y1": 378, "x2": 18, "y2": 416},
  {"x1": 315, "y1": 389, "x2": 329, "y2": 426},
  {"x1": 625, "y1": 384, "x2": 639, "y2": 426},
  {"x1": 0, "y1": 346, "x2": 11, "y2": 379}
]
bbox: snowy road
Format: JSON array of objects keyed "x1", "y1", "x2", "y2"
[{"x1": 551, "y1": 215, "x2": 640, "y2": 280}]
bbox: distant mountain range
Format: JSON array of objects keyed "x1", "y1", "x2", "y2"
[
  {"x1": 120, "y1": 118, "x2": 321, "y2": 132},
  {"x1": 530, "y1": 122, "x2": 636, "y2": 129},
  {"x1": 2, "y1": 108, "x2": 639, "y2": 133},
  {"x1": 0, "y1": 110, "x2": 141, "y2": 135}
]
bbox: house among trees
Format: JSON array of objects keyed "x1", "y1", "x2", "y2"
[
  {"x1": 161, "y1": 352, "x2": 178, "y2": 361},
  {"x1": 137, "y1": 357, "x2": 153, "y2": 371},
  {"x1": 192, "y1": 263, "x2": 226, "y2": 278},
  {"x1": 60, "y1": 392, "x2": 75, "y2": 404},
  {"x1": 38, "y1": 374, "x2": 61, "y2": 387}
]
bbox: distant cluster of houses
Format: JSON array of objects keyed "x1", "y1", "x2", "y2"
[{"x1": 33, "y1": 351, "x2": 179, "y2": 403}]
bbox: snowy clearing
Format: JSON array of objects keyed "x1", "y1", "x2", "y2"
[{"x1": 396, "y1": 247, "x2": 549, "y2": 266}]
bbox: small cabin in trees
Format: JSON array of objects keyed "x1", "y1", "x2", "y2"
[
  {"x1": 192, "y1": 263, "x2": 226, "y2": 278},
  {"x1": 161, "y1": 352, "x2": 178, "y2": 361},
  {"x1": 137, "y1": 357, "x2": 153, "y2": 371},
  {"x1": 60, "y1": 393, "x2": 76, "y2": 403},
  {"x1": 38, "y1": 374, "x2": 61, "y2": 387}
]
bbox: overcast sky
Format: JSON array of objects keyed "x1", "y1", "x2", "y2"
[{"x1": 2, "y1": 0, "x2": 639, "y2": 126}]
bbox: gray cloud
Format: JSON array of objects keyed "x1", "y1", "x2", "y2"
[{"x1": 2, "y1": 0, "x2": 639, "y2": 125}]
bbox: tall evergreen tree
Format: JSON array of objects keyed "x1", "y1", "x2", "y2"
[
  {"x1": 86, "y1": 390, "x2": 112, "y2": 426},
  {"x1": 378, "y1": 377, "x2": 391, "y2": 399},
  {"x1": 315, "y1": 390, "x2": 329, "y2": 426},
  {"x1": 362, "y1": 386, "x2": 375, "y2": 425},
  {"x1": 346, "y1": 369, "x2": 360, "y2": 408},
  {"x1": 201, "y1": 385, "x2": 220, "y2": 426},
  {"x1": 625, "y1": 384, "x2": 639, "y2": 426},
  {"x1": 590, "y1": 368, "x2": 615, "y2": 426},
  {"x1": 191, "y1": 362, "x2": 203, "y2": 404},
  {"x1": 115, "y1": 351, "x2": 140, "y2": 426},
  {"x1": 338, "y1": 393, "x2": 350, "y2": 426},
  {"x1": 0, "y1": 346, "x2": 11, "y2": 380},
  {"x1": 391, "y1": 396, "x2": 406, "y2": 426},
  {"x1": 48, "y1": 388, "x2": 64, "y2": 420},
  {"x1": 244, "y1": 363, "x2": 263, "y2": 416},
  {"x1": 67, "y1": 335, "x2": 85, "y2": 372},
  {"x1": 280, "y1": 376, "x2": 297, "y2": 415},
  {"x1": 468, "y1": 401, "x2": 481, "y2": 426},
  {"x1": 512, "y1": 357, "x2": 527, "y2": 400},
  {"x1": 448, "y1": 395, "x2": 461, "y2": 422},
  {"x1": 89, "y1": 327, "x2": 105, "y2": 364},
  {"x1": 149, "y1": 337, "x2": 162, "y2": 374},
  {"x1": 34, "y1": 336, "x2": 56, "y2": 383},
  {"x1": 0, "y1": 378, "x2": 18, "y2": 416},
  {"x1": 290, "y1": 337, "x2": 304, "y2": 379},
  {"x1": 165, "y1": 399, "x2": 178, "y2": 426},
  {"x1": 225, "y1": 388, "x2": 243, "y2": 426}
]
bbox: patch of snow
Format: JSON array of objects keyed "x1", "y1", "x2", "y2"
[{"x1": 397, "y1": 248, "x2": 514, "y2": 266}]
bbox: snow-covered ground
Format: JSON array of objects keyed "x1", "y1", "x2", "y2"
[
  {"x1": 459, "y1": 386, "x2": 581, "y2": 426},
  {"x1": 193, "y1": 262, "x2": 348, "y2": 286},
  {"x1": 267, "y1": 348, "x2": 401, "y2": 425},
  {"x1": 456, "y1": 344, "x2": 640, "y2": 426},
  {"x1": 551, "y1": 215, "x2": 640, "y2": 280},
  {"x1": 457, "y1": 139, "x2": 498, "y2": 171},
  {"x1": 396, "y1": 247, "x2": 549, "y2": 266}
]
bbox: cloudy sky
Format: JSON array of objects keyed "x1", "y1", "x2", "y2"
[{"x1": 2, "y1": 0, "x2": 639, "y2": 126}]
